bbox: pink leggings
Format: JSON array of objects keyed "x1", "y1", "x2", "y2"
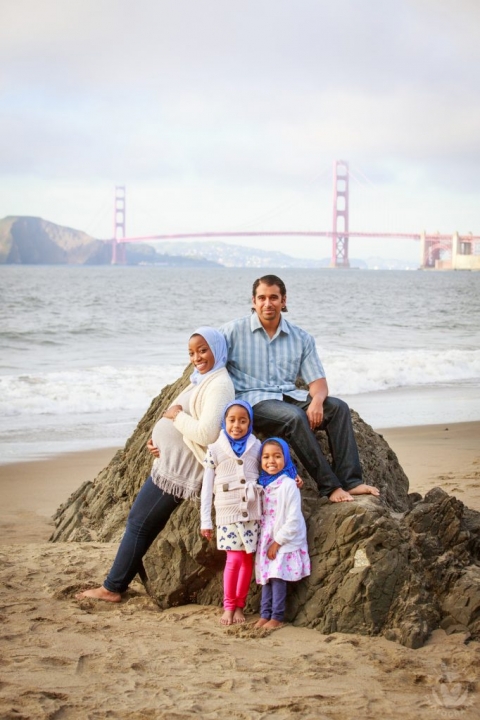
[{"x1": 223, "y1": 550, "x2": 254, "y2": 610}]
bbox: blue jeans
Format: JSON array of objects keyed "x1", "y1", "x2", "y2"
[
  {"x1": 252, "y1": 395, "x2": 362, "y2": 498},
  {"x1": 260, "y1": 578, "x2": 288, "y2": 622},
  {"x1": 104, "y1": 477, "x2": 181, "y2": 594}
]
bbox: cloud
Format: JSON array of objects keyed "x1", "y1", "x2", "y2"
[{"x1": 1, "y1": 0, "x2": 479, "y2": 259}]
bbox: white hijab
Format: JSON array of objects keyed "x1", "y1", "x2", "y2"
[{"x1": 189, "y1": 326, "x2": 228, "y2": 386}]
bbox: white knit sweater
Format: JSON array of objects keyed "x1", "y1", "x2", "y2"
[
  {"x1": 172, "y1": 367, "x2": 235, "y2": 465},
  {"x1": 201, "y1": 431, "x2": 262, "y2": 528}
]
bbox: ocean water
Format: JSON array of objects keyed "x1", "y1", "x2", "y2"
[{"x1": 1, "y1": 265, "x2": 479, "y2": 463}]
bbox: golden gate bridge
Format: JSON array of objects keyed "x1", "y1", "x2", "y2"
[{"x1": 111, "y1": 161, "x2": 480, "y2": 270}]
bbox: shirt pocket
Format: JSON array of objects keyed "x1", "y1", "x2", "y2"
[{"x1": 272, "y1": 353, "x2": 301, "y2": 384}]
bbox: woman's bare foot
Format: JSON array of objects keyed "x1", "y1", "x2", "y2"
[
  {"x1": 263, "y1": 619, "x2": 283, "y2": 630},
  {"x1": 233, "y1": 608, "x2": 246, "y2": 624},
  {"x1": 349, "y1": 483, "x2": 380, "y2": 497},
  {"x1": 254, "y1": 618, "x2": 270, "y2": 628},
  {"x1": 220, "y1": 610, "x2": 234, "y2": 626},
  {"x1": 329, "y1": 487, "x2": 353, "y2": 503},
  {"x1": 75, "y1": 586, "x2": 122, "y2": 603}
]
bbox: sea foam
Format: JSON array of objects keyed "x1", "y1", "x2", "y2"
[{"x1": 1, "y1": 347, "x2": 479, "y2": 420}]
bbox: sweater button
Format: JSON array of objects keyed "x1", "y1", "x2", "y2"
[
  {"x1": 240, "y1": 478, "x2": 246, "y2": 484},
  {"x1": 242, "y1": 512, "x2": 248, "y2": 517},
  {"x1": 236, "y1": 459, "x2": 243, "y2": 465}
]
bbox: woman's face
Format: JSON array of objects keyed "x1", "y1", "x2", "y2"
[
  {"x1": 189, "y1": 334, "x2": 215, "y2": 374},
  {"x1": 225, "y1": 405, "x2": 250, "y2": 439}
]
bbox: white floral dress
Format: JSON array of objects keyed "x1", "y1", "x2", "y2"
[{"x1": 255, "y1": 476, "x2": 311, "y2": 585}]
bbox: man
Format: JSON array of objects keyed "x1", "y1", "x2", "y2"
[{"x1": 222, "y1": 274, "x2": 379, "y2": 502}]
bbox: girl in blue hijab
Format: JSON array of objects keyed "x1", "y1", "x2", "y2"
[
  {"x1": 201, "y1": 400, "x2": 263, "y2": 626},
  {"x1": 257, "y1": 437, "x2": 298, "y2": 487},
  {"x1": 254, "y1": 437, "x2": 311, "y2": 630}
]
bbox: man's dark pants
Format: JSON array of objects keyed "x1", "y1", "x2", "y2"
[{"x1": 252, "y1": 395, "x2": 362, "y2": 498}]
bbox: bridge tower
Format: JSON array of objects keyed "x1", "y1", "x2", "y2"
[
  {"x1": 112, "y1": 186, "x2": 126, "y2": 265},
  {"x1": 331, "y1": 160, "x2": 350, "y2": 268}
]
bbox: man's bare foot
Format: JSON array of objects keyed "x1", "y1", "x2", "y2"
[
  {"x1": 329, "y1": 487, "x2": 353, "y2": 503},
  {"x1": 220, "y1": 610, "x2": 234, "y2": 626},
  {"x1": 233, "y1": 608, "x2": 246, "y2": 624},
  {"x1": 254, "y1": 618, "x2": 270, "y2": 628},
  {"x1": 349, "y1": 483, "x2": 380, "y2": 497},
  {"x1": 263, "y1": 619, "x2": 283, "y2": 630},
  {"x1": 75, "y1": 586, "x2": 122, "y2": 603}
]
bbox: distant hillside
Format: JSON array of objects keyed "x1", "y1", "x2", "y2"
[
  {"x1": 0, "y1": 217, "x2": 220, "y2": 266},
  {"x1": 148, "y1": 240, "x2": 399, "y2": 269},
  {"x1": 149, "y1": 240, "x2": 328, "y2": 268},
  {"x1": 0, "y1": 216, "x2": 417, "y2": 269},
  {"x1": 0, "y1": 216, "x2": 110, "y2": 265}
]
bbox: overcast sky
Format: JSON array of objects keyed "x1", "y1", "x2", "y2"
[{"x1": 1, "y1": 0, "x2": 479, "y2": 262}]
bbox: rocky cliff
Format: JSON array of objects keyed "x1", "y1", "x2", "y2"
[
  {"x1": 0, "y1": 216, "x2": 111, "y2": 264},
  {"x1": 51, "y1": 370, "x2": 480, "y2": 647},
  {"x1": 0, "y1": 216, "x2": 221, "y2": 265}
]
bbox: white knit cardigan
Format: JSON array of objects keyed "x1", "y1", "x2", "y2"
[
  {"x1": 172, "y1": 367, "x2": 235, "y2": 465},
  {"x1": 201, "y1": 432, "x2": 262, "y2": 529}
]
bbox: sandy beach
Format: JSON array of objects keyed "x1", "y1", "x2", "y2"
[{"x1": 1, "y1": 423, "x2": 479, "y2": 718}]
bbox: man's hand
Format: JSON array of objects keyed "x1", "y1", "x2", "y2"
[
  {"x1": 201, "y1": 529, "x2": 213, "y2": 541},
  {"x1": 267, "y1": 541, "x2": 281, "y2": 560},
  {"x1": 147, "y1": 438, "x2": 160, "y2": 457},
  {"x1": 306, "y1": 378, "x2": 328, "y2": 430},
  {"x1": 306, "y1": 394, "x2": 325, "y2": 430}
]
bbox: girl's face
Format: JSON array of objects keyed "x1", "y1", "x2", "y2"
[
  {"x1": 188, "y1": 335, "x2": 215, "y2": 374},
  {"x1": 225, "y1": 405, "x2": 250, "y2": 439},
  {"x1": 261, "y1": 442, "x2": 285, "y2": 475}
]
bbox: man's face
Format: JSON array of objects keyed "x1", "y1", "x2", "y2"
[{"x1": 252, "y1": 282, "x2": 286, "y2": 325}]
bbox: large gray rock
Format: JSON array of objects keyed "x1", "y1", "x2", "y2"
[{"x1": 51, "y1": 372, "x2": 480, "y2": 647}]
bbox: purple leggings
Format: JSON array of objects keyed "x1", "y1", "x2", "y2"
[{"x1": 260, "y1": 578, "x2": 288, "y2": 622}]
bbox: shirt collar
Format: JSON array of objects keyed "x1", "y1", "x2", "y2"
[{"x1": 250, "y1": 312, "x2": 289, "y2": 338}]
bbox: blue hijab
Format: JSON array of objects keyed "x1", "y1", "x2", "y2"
[
  {"x1": 221, "y1": 400, "x2": 254, "y2": 457},
  {"x1": 258, "y1": 437, "x2": 298, "y2": 488},
  {"x1": 190, "y1": 327, "x2": 228, "y2": 386}
]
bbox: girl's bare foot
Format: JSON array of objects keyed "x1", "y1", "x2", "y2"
[
  {"x1": 263, "y1": 619, "x2": 283, "y2": 630},
  {"x1": 233, "y1": 608, "x2": 246, "y2": 624},
  {"x1": 75, "y1": 586, "x2": 122, "y2": 603},
  {"x1": 254, "y1": 618, "x2": 270, "y2": 628},
  {"x1": 349, "y1": 483, "x2": 380, "y2": 497},
  {"x1": 220, "y1": 610, "x2": 234, "y2": 625},
  {"x1": 329, "y1": 487, "x2": 353, "y2": 503}
]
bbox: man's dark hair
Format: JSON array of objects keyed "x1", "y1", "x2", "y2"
[{"x1": 252, "y1": 275, "x2": 288, "y2": 312}]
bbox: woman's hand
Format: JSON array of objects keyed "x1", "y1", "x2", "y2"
[
  {"x1": 295, "y1": 475, "x2": 304, "y2": 489},
  {"x1": 201, "y1": 529, "x2": 213, "y2": 541},
  {"x1": 267, "y1": 541, "x2": 281, "y2": 560},
  {"x1": 147, "y1": 438, "x2": 160, "y2": 458},
  {"x1": 163, "y1": 404, "x2": 182, "y2": 420}
]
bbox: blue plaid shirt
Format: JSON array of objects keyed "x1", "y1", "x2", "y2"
[{"x1": 221, "y1": 313, "x2": 325, "y2": 406}]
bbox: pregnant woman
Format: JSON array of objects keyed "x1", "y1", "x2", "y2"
[{"x1": 76, "y1": 327, "x2": 234, "y2": 602}]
